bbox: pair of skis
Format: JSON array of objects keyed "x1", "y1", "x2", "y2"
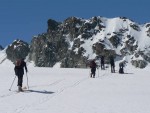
[{"x1": 9, "y1": 73, "x2": 29, "y2": 91}]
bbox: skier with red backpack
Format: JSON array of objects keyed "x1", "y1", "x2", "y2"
[{"x1": 14, "y1": 58, "x2": 28, "y2": 91}]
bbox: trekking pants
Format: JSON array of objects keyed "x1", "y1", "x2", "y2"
[
  {"x1": 91, "y1": 67, "x2": 96, "y2": 77},
  {"x1": 17, "y1": 74, "x2": 23, "y2": 87}
]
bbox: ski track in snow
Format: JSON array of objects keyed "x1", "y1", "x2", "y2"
[
  {"x1": 0, "y1": 67, "x2": 114, "y2": 113},
  {"x1": 2, "y1": 65, "x2": 149, "y2": 113},
  {"x1": 0, "y1": 91, "x2": 19, "y2": 98},
  {"x1": 0, "y1": 79, "x2": 64, "y2": 98},
  {"x1": 28, "y1": 78, "x2": 65, "y2": 89},
  {"x1": 13, "y1": 69, "x2": 113, "y2": 113},
  {"x1": 10, "y1": 76, "x2": 91, "y2": 113}
]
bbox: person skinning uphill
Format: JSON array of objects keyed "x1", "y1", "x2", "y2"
[
  {"x1": 100, "y1": 55, "x2": 105, "y2": 70},
  {"x1": 89, "y1": 59, "x2": 97, "y2": 78},
  {"x1": 109, "y1": 55, "x2": 115, "y2": 73},
  {"x1": 14, "y1": 58, "x2": 28, "y2": 91}
]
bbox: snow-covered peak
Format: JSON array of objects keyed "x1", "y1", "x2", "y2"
[{"x1": 1, "y1": 16, "x2": 150, "y2": 68}]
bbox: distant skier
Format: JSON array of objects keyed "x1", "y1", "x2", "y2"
[
  {"x1": 100, "y1": 55, "x2": 105, "y2": 70},
  {"x1": 14, "y1": 58, "x2": 28, "y2": 91},
  {"x1": 119, "y1": 60, "x2": 127, "y2": 74},
  {"x1": 110, "y1": 55, "x2": 115, "y2": 73},
  {"x1": 89, "y1": 60, "x2": 97, "y2": 78},
  {"x1": 119, "y1": 62, "x2": 124, "y2": 74}
]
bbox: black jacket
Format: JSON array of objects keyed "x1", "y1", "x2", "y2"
[
  {"x1": 14, "y1": 66, "x2": 24, "y2": 76},
  {"x1": 20, "y1": 60, "x2": 28, "y2": 74},
  {"x1": 14, "y1": 60, "x2": 28, "y2": 76},
  {"x1": 90, "y1": 61, "x2": 97, "y2": 68},
  {"x1": 110, "y1": 56, "x2": 115, "y2": 66}
]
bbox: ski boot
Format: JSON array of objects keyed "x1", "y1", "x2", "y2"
[{"x1": 18, "y1": 86, "x2": 23, "y2": 92}]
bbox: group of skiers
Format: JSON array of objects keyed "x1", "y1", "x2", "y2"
[
  {"x1": 13, "y1": 55, "x2": 126, "y2": 91},
  {"x1": 89, "y1": 55, "x2": 126, "y2": 78}
]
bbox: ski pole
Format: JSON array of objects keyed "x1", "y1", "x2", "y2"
[
  {"x1": 9, "y1": 76, "x2": 16, "y2": 91},
  {"x1": 26, "y1": 73, "x2": 29, "y2": 89},
  {"x1": 98, "y1": 67, "x2": 99, "y2": 77},
  {"x1": 89, "y1": 69, "x2": 91, "y2": 78}
]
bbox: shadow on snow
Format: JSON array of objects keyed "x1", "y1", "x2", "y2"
[{"x1": 25, "y1": 89, "x2": 55, "y2": 94}]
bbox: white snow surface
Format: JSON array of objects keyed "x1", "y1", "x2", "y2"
[{"x1": 0, "y1": 60, "x2": 150, "y2": 113}]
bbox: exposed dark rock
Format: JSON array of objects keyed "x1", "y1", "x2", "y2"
[
  {"x1": 130, "y1": 23, "x2": 141, "y2": 31},
  {"x1": 92, "y1": 42, "x2": 105, "y2": 55},
  {"x1": 29, "y1": 34, "x2": 68, "y2": 67},
  {"x1": 146, "y1": 23, "x2": 150, "y2": 28},
  {"x1": 47, "y1": 19, "x2": 60, "y2": 32},
  {"x1": 26, "y1": 16, "x2": 150, "y2": 68},
  {"x1": 131, "y1": 60, "x2": 147, "y2": 68},
  {"x1": 125, "y1": 36, "x2": 138, "y2": 53},
  {"x1": 119, "y1": 17, "x2": 128, "y2": 21},
  {"x1": 6, "y1": 39, "x2": 30, "y2": 62},
  {"x1": 109, "y1": 35, "x2": 120, "y2": 48},
  {"x1": 146, "y1": 28, "x2": 150, "y2": 37}
]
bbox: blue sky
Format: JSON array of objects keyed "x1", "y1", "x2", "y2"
[{"x1": 0, "y1": 0, "x2": 150, "y2": 48}]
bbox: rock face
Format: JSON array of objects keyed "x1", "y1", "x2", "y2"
[
  {"x1": 28, "y1": 16, "x2": 150, "y2": 68},
  {"x1": 6, "y1": 16, "x2": 150, "y2": 68},
  {"x1": 29, "y1": 35, "x2": 69, "y2": 67},
  {"x1": 131, "y1": 60, "x2": 147, "y2": 68},
  {"x1": 6, "y1": 39, "x2": 30, "y2": 63}
]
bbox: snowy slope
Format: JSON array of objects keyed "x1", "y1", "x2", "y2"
[
  {"x1": 81, "y1": 17, "x2": 150, "y2": 56},
  {"x1": 0, "y1": 49, "x2": 14, "y2": 67},
  {"x1": 62, "y1": 17, "x2": 150, "y2": 68},
  {"x1": 0, "y1": 60, "x2": 150, "y2": 113},
  {"x1": 0, "y1": 49, "x2": 7, "y2": 64}
]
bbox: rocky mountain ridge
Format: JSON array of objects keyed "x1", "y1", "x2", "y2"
[{"x1": 3, "y1": 16, "x2": 150, "y2": 68}]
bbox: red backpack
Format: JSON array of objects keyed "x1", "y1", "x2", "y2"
[{"x1": 15, "y1": 59, "x2": 22, "y2": 66}]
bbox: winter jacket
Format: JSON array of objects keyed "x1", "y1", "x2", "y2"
[
  {"x1": 14, "y1": 60, "x2": 28, "y2": 76},
  {"x1": 110, "y1": 56, "x2": 115, "y2": 66},
  {"x1": 101, "y1": 56, "x2": 104, "y2": 64},
  {"x1": 14, "y1": 66, "x2": 24, "y2": 76},
  {"x1": 90, "y1": 61, "x2": 97, "y2": 68},
  {"x1": 20, "y1": 60, "x2": 28, "y2": 74}
]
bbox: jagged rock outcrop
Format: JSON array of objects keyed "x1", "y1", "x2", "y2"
[
  {"x1": 6, "y1": 39, "x2": 30, "y2": 63},
  {"x1": 27, "y1": 16, "x2": 150, "y2": 68},
  {"x1": 29, "y1": 17, "x2": 107, "y2": 67},
  {"x1": 29, "y1": 34, "x2": 69, "y2": 67}
]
